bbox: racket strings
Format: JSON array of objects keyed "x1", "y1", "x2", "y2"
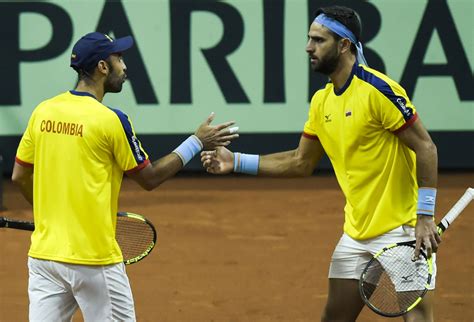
[
  {"x1": 115, "y1": 216, "x2": 155, "y2": 261},
  {"x1": 361, "y1": 245, "x2": 429, "y2": 315}
]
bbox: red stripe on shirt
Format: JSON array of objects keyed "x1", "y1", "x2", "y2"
[
  {"x1": 393, "y1": 113, "x2": 418, "y2": 134},
  {"x1": 15, "y1": 157, "x2": 34, "y2": 168},
  {"x1": 125, "y1": 159, "x2": 150, "y2": 174},
  {"x1": 302, "y1": 132, "x2": 319, "y2": 141}
]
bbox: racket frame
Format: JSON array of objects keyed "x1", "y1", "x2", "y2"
[
  {"x1": 359, "y1": 241, "x2": 433, "y2": 317},
  {"x1": 0, "y1": 212, "x2": 157, "y2": 265},
  {"x1": 359, "y1": 187, "x2": 473, "y2": 317},
  {"x1": 117, "y1": 212, "x2": 157, "y2": 265}
]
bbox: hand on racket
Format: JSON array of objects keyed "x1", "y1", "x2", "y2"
[
  {"x1": 201, "y1": 147, "x2": 234, "y2": 174},
  {"x1": 414, "y1": 214, "x2": 441, "y2": 259},
  {"x1": 359, "y1": 187, "x2": 474, "y2": 317},
  {"x1": 0, "y1": 211, "x2": 157, "y2": 265}
]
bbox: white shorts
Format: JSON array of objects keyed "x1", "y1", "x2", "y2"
[
  {"x1": 28, "y1": 257, "x2": 136, "y2": 321},
  {"x1": 328, "y1": 225, "x2": 437, "y2": 290}
]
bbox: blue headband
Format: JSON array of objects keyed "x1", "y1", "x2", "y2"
[{"x1": 314, "y1": 13, "x2": 368, "y2": 66}]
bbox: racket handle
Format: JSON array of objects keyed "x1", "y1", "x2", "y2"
[
  {"x1": 438, "y1": 187, "x2": 474, "y2": 234},
  {"x1": 0, "y1": 217, "x2": 35, "y2": 231}
]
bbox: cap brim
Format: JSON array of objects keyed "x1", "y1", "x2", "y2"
[{"x1": 111, "y1": 36, "x2": 134, "y2": 53}]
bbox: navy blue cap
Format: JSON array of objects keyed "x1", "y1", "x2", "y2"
[{"x1": 70, "y1": 32, "x2": 134, "y2": 71}]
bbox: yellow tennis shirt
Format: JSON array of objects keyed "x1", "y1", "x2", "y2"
[
  {"x1": 16, "y1": 90, "x2": 150, "y2": 265},
  {"x1": 304, "y1": 64, "x2": 418, "y2": 240}
]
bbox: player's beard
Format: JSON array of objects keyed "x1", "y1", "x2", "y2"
[
  {"x1": 312, "y1": 45, "x2": 341, "y2": 75},
  {"x1": 104, "y1": 63, "x2": 126, "y2": 93}
]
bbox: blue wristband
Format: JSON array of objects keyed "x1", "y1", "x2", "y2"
[
  {"x1": 417, "y1": 187, "x2": 437, "y2": 216},
  {"x1": 233, "y1": 152, "x2": 259, "y2": 175},
  {"x1": 173, "y1": 135, "x2": 203, "y2": 166}
]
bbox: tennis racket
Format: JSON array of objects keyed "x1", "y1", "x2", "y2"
[
  {"x1": 0, "y1": 211, "x2": 157, "y2": 265},
  {"x1": 359, "y1": 187, "x2": 474, "y2": 317}
]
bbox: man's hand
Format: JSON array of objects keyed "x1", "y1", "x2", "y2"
[
  {"x1": 194, "y1": 113, "x2": 239, "y2": 150},
  {"x1": 201, "y1": 147, "x2": 234, "y2": 174},
  {"x1": 414, "y1": 215, "x2": 441, "y2": 259}
]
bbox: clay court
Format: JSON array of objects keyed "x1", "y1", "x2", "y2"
[{"x1": 1, "y1": 173, "x2": 473, "y2": 321}]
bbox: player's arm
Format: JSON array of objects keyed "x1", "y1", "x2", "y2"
[
  {"x1": 396, "y1": 118, "x2": 437, "y2": 188},
  {"x1": 127, "y1": 154, "x2": 183, "y2": 191},
  {"x1": 128, "y1": 113, "x2": 238, "y2": 191},
  {"x1": 11, "y1": 162, "x2": 34, "y2": 205},
  {"x1": 259, "y1": 135, "x2": 324, "y2": 176},
  {"x1": 201, "y1": 135, "x2": 325, "y2": 177},
  {"x1": 396, "y1": 117, "x2": 440, "y2": 258},
  {"x1": 12, "y1": 111, "x2": 36, "y2": 206}
]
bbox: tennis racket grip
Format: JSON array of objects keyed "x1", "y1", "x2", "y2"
[
  {"x1": 437, "y1": 187, "x2": 474, "y2": 234},
  {"x1": 0, "y1": 217, "x2": 35, "y2": 231}
]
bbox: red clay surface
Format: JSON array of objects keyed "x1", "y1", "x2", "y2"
[{"x1": 1, "y1": 173, "x2": 473, "y2": 321}]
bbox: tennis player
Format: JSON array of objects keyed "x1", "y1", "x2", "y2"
[
  {"x1": 202, "y1": 6, "x2": 440, "y2": 321},
  {"x1": 11, "y1": 32, "x2": 237, "y2": 321}
]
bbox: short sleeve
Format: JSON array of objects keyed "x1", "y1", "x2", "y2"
[
  {"x1": 371, "y1": 79, "x2": 418, "y2": 134},
  {"x1": 302, "y1": 92, "x2": 320, "y2": 140},
  {"x1": 16, "y1": 112, "x2": 36, "y2": 167},
  {"x1": 108, "y1": 108, "x2": 150, "y2": 174}
]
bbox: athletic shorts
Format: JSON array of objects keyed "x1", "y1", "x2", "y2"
[
  {"x1": 328, "y1": 225, "x2": 437, "y2": 290},
  {"x1": 28, "y1": 257, "x2": 136, "y2": 321}
]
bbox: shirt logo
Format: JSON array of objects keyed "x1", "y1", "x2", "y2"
[
  {"x1": 324, "y1": 114, "x2": 332, "y2": 123},
  {"x1": 396, "y1": 97, "x2": 413, "y2": 118},
  {"x1": 131, "y1": 136, "x2": 143, "y2": 161},
  {"x1": 401, "y1": 274, "x2": 414, "y2": 283},
  {"x1": 345, "y1": 111, "x2": 352, "y2": 117},
  {"x1": 396, "y1": 98, "x2": 407, "y2": 112}
]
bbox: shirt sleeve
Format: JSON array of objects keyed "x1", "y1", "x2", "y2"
[
  {"x1": 108, "y1": 108, "x2": 150, "y2": 174},
  {"x1": 302, "y1": 92, "x2": 320, "y2": 140},
  {"x1": 16, "y1": 112, "x2": 37, "y2": 167},
  {"x1": 370, "y1": 79, "x2": 418, "y2": 134}
]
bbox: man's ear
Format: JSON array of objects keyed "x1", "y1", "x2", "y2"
[
  {"x1": 340, "y1": 38, "x2": 352, "y2": 54},
  {"x1": 97, "y1": 60, "x2": 109, "y2": 75}
]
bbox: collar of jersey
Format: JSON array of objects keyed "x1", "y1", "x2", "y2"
[
  {"x1": 333, "y1": 62, "x2": 357, "y2": 96},
  {"x1": 69, "y1": 90, "x2": 98, "y2": 100}
]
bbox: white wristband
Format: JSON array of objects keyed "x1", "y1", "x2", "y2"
[
  {"x1": 172, "y1": 135, "x2": 203, "y2": 166},
  {"x1": 233, "y1": 152, "x2": 259, "y2": 175}
]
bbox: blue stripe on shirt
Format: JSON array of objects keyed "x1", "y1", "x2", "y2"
[
  {"x1": 69, "y1": 90, "x2": 98, "y2": 100},
  {"x1": 109, "y1": 107, "x2": 147, "y2": 164},
  {"x1": 354, "y1": 66, "x2": 414, "y2": 121}
]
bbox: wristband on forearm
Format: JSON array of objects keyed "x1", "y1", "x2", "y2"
[
  {"x1": 233, "y1": 152, "x2": 259, "y2": 175},
  {"x1": 172, "y1": 135, "x2": 203, "y2": 166},
  {"x1": 417, "y1": 187, "x2": 437, "y2": 216}
]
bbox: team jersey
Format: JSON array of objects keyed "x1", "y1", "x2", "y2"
[
  {"x1": 304, "y1": 63, "x2": 418, "y2": 240},
  {"x1": 16, "y1": 90, "x2": 150, "y2": 265}
]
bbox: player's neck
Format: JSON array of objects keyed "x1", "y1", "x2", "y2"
[
  {"x1": 75, "y1": 81, "x2": 105, "y2": 102},
  {"x1": 329, "y1": 55, "x2": 356, "y2": 91}
]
